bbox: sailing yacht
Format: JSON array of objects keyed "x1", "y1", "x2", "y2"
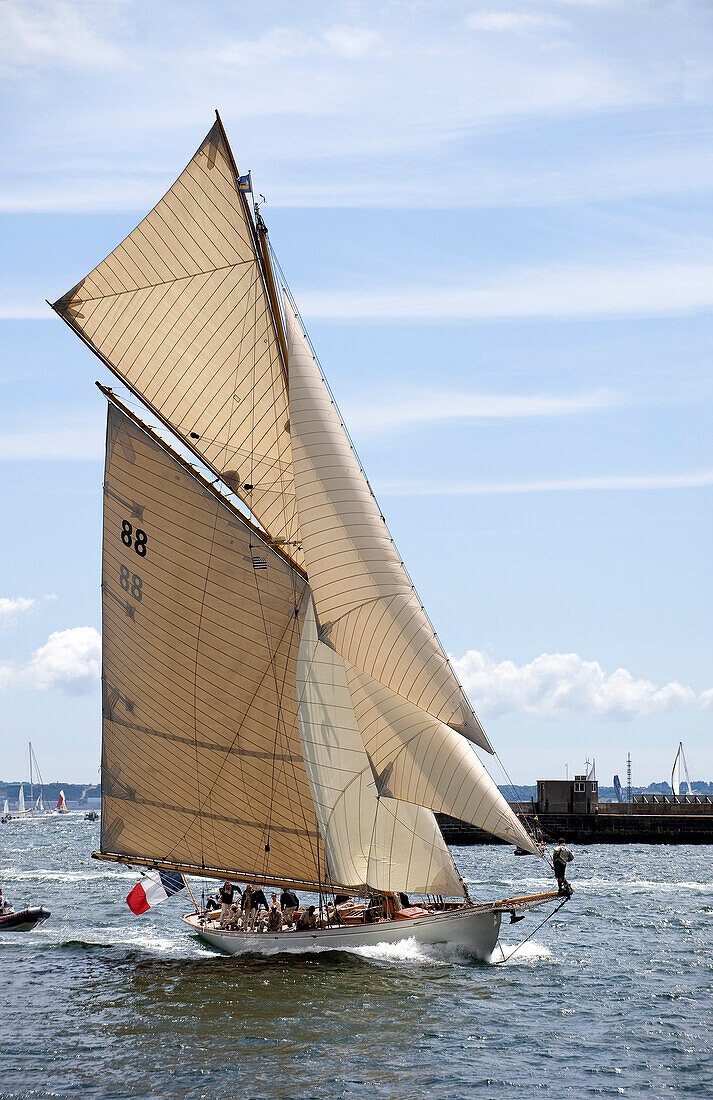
[
  {"x1": 8, "y1": 744, "x2": 56, "y2": 820},
  {"x1": 50, "y1": 114, "x2": 561, "y2": 958},
  {"x1": 671, "y1": 742, "x2": 692, "y2": 798}
]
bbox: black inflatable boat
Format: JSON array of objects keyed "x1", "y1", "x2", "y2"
[{"x1": 0, "y1": 906, "x2": 51, "y2": 931}]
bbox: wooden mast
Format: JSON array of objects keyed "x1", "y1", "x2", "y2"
[{"x1": 213, "y1": 110, "x2": 289, "y2": 381}]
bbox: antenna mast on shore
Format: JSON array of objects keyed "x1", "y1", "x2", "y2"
[{"x1": 626, "y1": 753, "x2": 632, "y2": 805}]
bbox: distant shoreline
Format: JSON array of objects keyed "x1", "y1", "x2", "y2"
[{"x1": 2, "y1": 779, "x2": 711, "y2": 804}]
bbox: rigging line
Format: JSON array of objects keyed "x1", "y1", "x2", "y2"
[
  {"x1": 259, "y1": 248, "x2": 301, "y2": 556},
  {"x1": 492, "y1": 748, "x2": 550, "y2": 862},
  {"x1": 267, "y1": 299, "x2": 301, "y2": 556},
  {"x1": 492, "y1": 896, "x2": 569, "y2": 966}
]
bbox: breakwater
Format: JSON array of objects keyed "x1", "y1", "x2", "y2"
[{"x1": 437, "y1": 801, "x2": 713, "y2": 845}]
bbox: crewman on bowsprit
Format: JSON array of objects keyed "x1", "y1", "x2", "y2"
[{"x1": 552, "y1": 839, "x2": 574, "y2": 896}]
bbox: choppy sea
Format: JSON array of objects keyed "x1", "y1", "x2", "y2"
[{"x1": 1, "y1": 818, "x2": 711, "y2": 1099}]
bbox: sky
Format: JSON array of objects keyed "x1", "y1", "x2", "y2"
[{"x1": 0, "y1": 0, "x2": 711, "y2": 786}]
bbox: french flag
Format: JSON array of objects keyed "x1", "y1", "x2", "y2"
[{"x1": 126, "y1": 870, "x2": 186, "y2": 914}]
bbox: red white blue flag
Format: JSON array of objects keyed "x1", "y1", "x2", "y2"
[{"x1": 126, "y1": 870, "x2": 186, "y2": 915}]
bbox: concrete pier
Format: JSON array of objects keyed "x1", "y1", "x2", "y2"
[{"x1": 437, "y1": 776, "x2": 713, "y2": 845}]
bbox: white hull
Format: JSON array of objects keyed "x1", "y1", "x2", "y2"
[{"x1": 183, "y1": 905, "x2": 502, "y2": 959}]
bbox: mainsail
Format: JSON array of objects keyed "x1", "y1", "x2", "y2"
[
  {"x1": 285, "y1": 297, "x2": 492, "y2": 752},
  {"x1": 100, "y1": 398, "x2": 322, "y2": 889},
  {"x1": 52, "y1": 118, "x2": 302, "y2": 567}
]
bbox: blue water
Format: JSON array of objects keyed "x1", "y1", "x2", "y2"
[{"x1": 1, "y1": 819, "x2": 711, "y2": 1098}]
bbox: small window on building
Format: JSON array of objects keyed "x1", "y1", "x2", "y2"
[{"x1": 574, "y1": 782, "x2": 585, "y2": 793}]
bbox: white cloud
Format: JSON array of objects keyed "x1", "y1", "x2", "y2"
[
  {"x1": 453, "y1": 648, "x2": 708, "y2": 720},
  {"x1": 322, "y1": 25, "x2": 381, "y2": 59},
  {"x1": 0, "y1": 595, "x2": 57, "y2": 628},
  {"x1": 297, "y1": 261, "x2": 713, "y2": 322},
  {"x1": 378, "y1": 469, "x2": 713, "y2": 496},
  {"x1": 0, "y1": 597, "x2": 39, "y2": 626},
  {"x1": 2, "y1": 142, "x2": 711, "y2": 215},
  {"x1": 0, "y1": 626, "x2": 101, "y2": 695},
  {"x1": 0, "y1": 1, "x2": 704, "y2": 217},
  {"x1": 346, "y1": 389, "x2": 618, "y2": 433},
  {"x1": 208, "y1": 23, "x2": 382, "y2": 67},
  {"x1": 0, "y1": 303, "x2": 52, "y2": 319},
  {"x1": 466, "y1": 12, "x2": 566, "y2": 32},
  {"x1": 0, "y1": 0, "x2": 128, "y2": 76}
]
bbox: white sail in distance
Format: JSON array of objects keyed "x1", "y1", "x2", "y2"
[
  {"x1": 285, "y1": 297, "x2": 492, "y2": 752},
  {"x1": 671, "y1": 742, "x2": 692, "y2": 796},
  {"x1": 52, "y1": 119, "x2": 302, "y2": 568}
]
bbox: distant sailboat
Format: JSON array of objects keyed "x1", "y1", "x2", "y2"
[
  {"x1": 29, "y1": 742, "x2": 54, "y2": 817},
  {"x1": 56, "y1": 790, "x2": 68, "y2": 814},
  {"x1": 8, "y1": 744, "x2": 56, "y2": 821},
  {"x1": 671, "y1": 742, "x2": 692, "y2": 797},
  {"x1": 50, "y1": 113, "x2": 564, "y2": 958}
]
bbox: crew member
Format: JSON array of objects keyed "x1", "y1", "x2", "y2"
[
  {"x1": 242, "y1": 884, "x2": 269, "y2": 930},
  {"x1": 280, "y1": 886, "x2": 299, "y2": 926},
  {"x1": 241, "y1": 884, "x2": 254, "y2": 930},
  {"x1": 266, "y1": 896, "x2": 282, "y2": 932},
  {"x1": 552, "y1": 838, "x2": 574, "y2": 895},
  {"x1": 296, "y1": 904, "x2": 317, "y2": 930},
  {"x1": 205, "y1": 892, "x2": 221, "y2": 912},
  {"x1": 219, "y1": 880, "x2": 236, "y2": 925}
]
